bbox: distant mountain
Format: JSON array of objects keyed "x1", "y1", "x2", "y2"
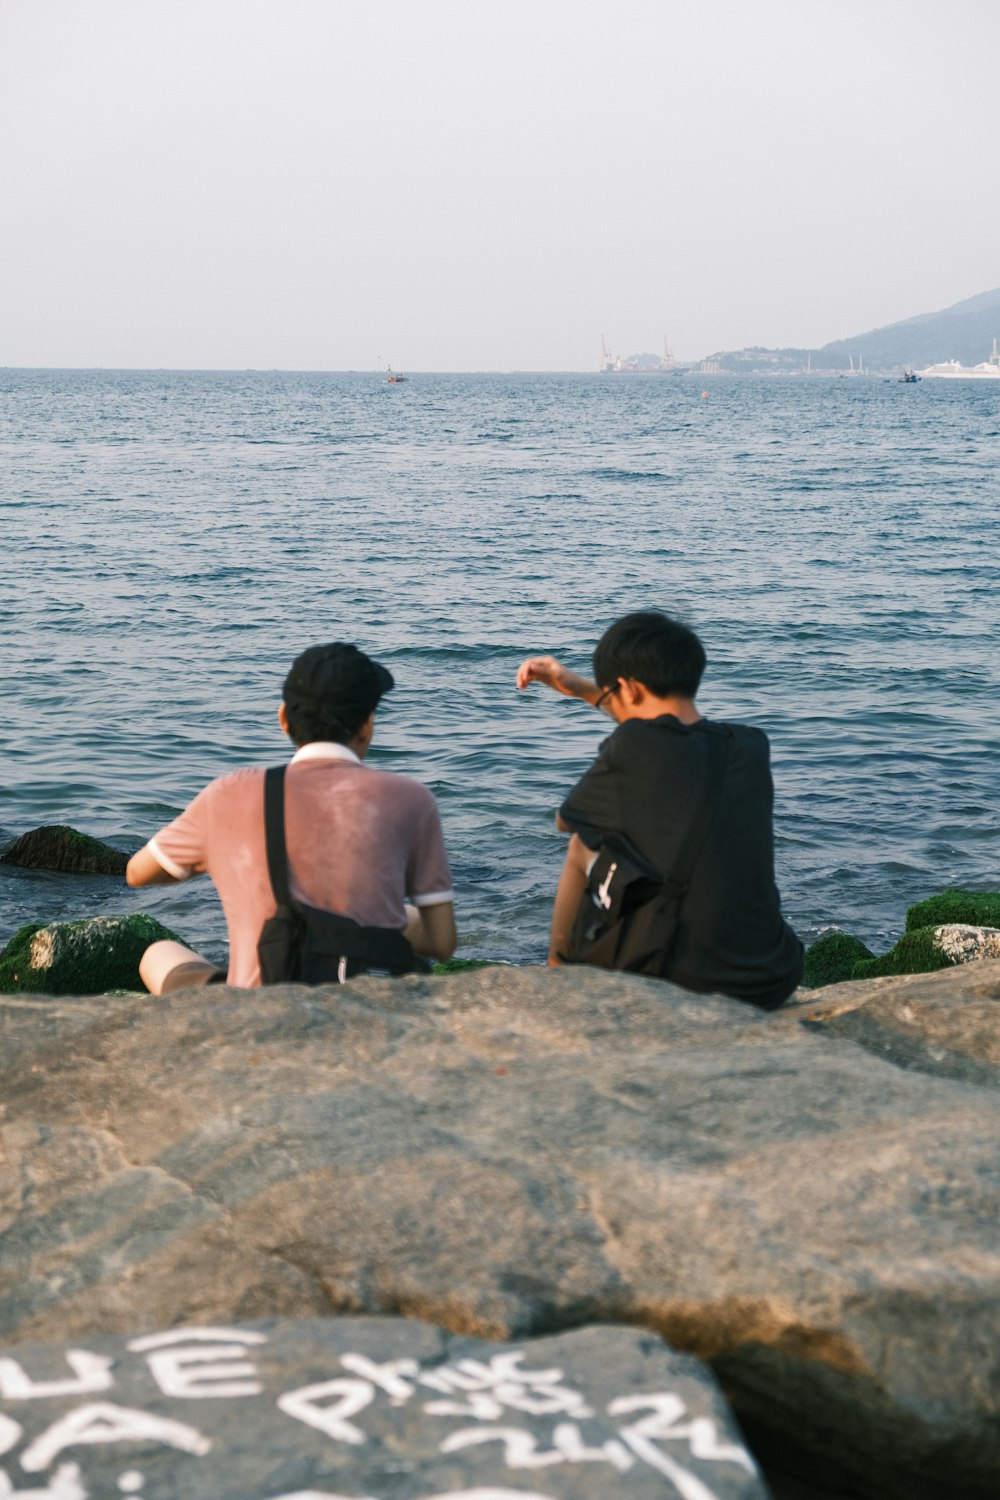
[
  {"x1": 706, "y1": 288, "x2": 1000, "y2": 373},
  {"x1": 823, "y1": 288, "x2": 1000, "y2": 369}
]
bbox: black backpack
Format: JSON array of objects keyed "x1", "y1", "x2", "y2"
[
  {"x1": 564, "y1": 728, "x2": 730, "y2": 977},
  {"x1": 257, "y1": 765, "x2": 424, "y2": 984}
]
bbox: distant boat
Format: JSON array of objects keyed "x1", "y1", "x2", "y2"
[
  {"x1": 899, "y1": 368, "x2": 921, "y2": 383},
  {"x1": 917, "y1": 341, "x2": 1000, "y2": 380},
  {"x1": 386, "y1": 365, "x2": 407, "y2": 383}
]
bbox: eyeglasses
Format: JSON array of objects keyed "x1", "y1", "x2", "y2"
[{"x1": 594, "y1": 682, "x2": 619, "y2": 711}]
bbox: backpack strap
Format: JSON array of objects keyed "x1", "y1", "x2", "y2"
[{"x1": 263, "y1": 764, "x2": 292, "y2": 908}]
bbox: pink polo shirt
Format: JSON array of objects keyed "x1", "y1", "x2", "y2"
[{"x1": 147, "y1": 743, "x2": 453, "y2": 987}]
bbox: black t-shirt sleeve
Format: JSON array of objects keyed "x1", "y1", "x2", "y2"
[{"x1": 559, "y1": 733, "x2": 622, "y2": 850}]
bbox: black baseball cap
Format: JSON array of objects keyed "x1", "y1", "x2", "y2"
[{"x1": 283, "y1": 643, "x2": 394, "y2": 735}]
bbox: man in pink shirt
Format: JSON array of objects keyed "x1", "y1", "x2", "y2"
[{"x1": 126, "y1": 643, "x2": 456, "y2": 992}]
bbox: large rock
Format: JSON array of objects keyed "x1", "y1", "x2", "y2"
[
  {"x1": 0, "y1": 826, "x2": 130, "y2": 876},
  {"x1": 0, "y1": 1317, "x2": 767, "y2": 1499},
  {"x1": 801, "y1": 930, "x2": 874, "y2": 987},
  {"x1": 0, "y1": 915, "x2": 179, "y2": 995},
  {"x1": 791, "y1": 955, "x2": 1000, "y2": 1089},
  {"x1": 802, "y1": 889, "x2": 1000, "y2": 985},
  {"x1": 851, "y1": 922, "x2": 1000, "y2": 980},
  {"x1": 2, "y1": 964, "x2": 1000, "y2": 1498},
  {"x1": 905, "y1": 888, "x2": 1000, "y2": 932}
]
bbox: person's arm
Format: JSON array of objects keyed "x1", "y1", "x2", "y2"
[
  {"x1": 516, "y1": 655, "x2": 602, "y2": 705},
  {"x1": 126, "y1": 845, "x2": 182, "y2": 887},
  {"x1": 403, "y1": 786, "x2": 456, "y2": 961},
  {"x1": 404, "y1": 901, "x2": 457, "y2": 962},
  {"x1": 548, "y1": 833, "x2": 596, "y2": 965},
  {"x1": 127, "y1": 780, "x2": 216, "y2": 888}
]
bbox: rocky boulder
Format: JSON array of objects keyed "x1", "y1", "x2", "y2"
[
  {"x1": 0, "y1": 1317, "x2": 767, "y2": 1499},
  {"x1": 790, "y1": 954, "x2": 1000, "y2": 1090},
  {"x1": 0, "y1": 914, "x2": 179, "y2": 994},
  {"x1": 0, "y1": 826, "x2": 131, "y2": 876},
  {"x1": 851, "y1": 922, "x2": 1000, "y2": 978},
  {"x1": 905, "y1": 888, "x2": 1000, "y2": 931},
  {"x1": 801, "y1": 930, "x2": 874, "y2": 987},
  {"x1": 2, "y1": 963, "x2": 1000, "y2": 1499},
  {"x1": 803, "y1": 887, "x2": 1000, "y2": 983}
]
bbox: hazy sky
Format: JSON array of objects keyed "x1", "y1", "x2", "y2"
[{"x1": 3, "y1": 0, "x2": 998, "y2": 370}]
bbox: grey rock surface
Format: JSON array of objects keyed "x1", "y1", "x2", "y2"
[
  {"x1": 0, "y1": 1317, "x2": 767, "y2": 1499},
  {"x1": 2, "y1": 963, "x2": 1000, "y2": 1498},
  {"x1": 790, "y1": 956, "x2": 1000, "y2": 1088}
]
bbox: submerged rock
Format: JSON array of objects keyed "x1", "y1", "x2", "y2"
[
  {"x1": 2, "y1": 962, "x2": 1000, "y2": 1497},
  {"x1": 0, "y1": 913, "x2": 180, "y2": 994},
  {"x1": 0, "y1": 1317, "x2": 768, "y2": 1499},
  {"x1": 0, "y1": 825, "x2": 131, "y2": 876}
]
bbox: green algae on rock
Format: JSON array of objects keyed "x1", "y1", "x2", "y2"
[
  {"x1": 0, "y1": 824, "x2": 131, "y2": 875},
  {"x1": 431, "y1": 957, "x2": 501, "y2": 974},
  {"x1": 0, "y1": 913, "x2": 181, "y2": 994},
  {"x1": 851, "y1": 922, "x2": 1000, "y2": 980},
  {"x1": 905, "y1": 887, "x2": 1000, "y2": 932},
  {"x1": 803, "y1": 891, "x2": 1000, "y2": 986},
  {"x1": 851, "y1": 925, "x2": 955, "y2": 980},
  {"x1": 802, "y1": 930, "x2": 875, "y2": 988}
]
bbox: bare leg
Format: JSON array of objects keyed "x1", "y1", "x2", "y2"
[{"x1": 139, "y1": 939, "x2": 225, "y2": 995}]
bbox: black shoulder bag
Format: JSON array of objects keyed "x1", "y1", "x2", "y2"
[
  {"x1": 564, "y1": 728, "x2": 730, "y2": 978},
  {"x1": 257, "y1": 765, "x2": 422, "y2": 984}
]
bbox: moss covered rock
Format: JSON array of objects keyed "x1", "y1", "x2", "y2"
[
  {"x1": 431, "y1": 957, "x2": 502, "y2": 975},
  {"x1": 802, "y1": 930, "x2": 875, "y2": 988},
  {"x1": 853, "y1": 918, "x2": 1000, "y2": 982},
  {"x1": 0, "y1": 913, "x2": 181, "y2": 995},
  {"x1": 851, "y1": 925, "x2": 963, "y2": 981},
  {"x1": 0, "y1": 824, "x2": 130, "y2": 875},
  {"x1": 905, "y1": 887, "x2": 1000, "y2": 933}
]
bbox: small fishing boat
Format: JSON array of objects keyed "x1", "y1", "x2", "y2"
[
  {"x1": 386, "y1": 365, "x2": 407, "y2": 383},
  {"x1": 899, "y1": 368, "x2": 921, "y2": 383}
]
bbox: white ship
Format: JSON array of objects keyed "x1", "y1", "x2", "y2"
[{"x1": 917, "y1": 339, "x2": 1000, "y2": 379}]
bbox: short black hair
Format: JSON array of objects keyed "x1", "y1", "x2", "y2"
[
  {"x1": 282, "y1": 643, "x2": 394, "y2": 746},
  {"x1": 592, "y1": 611, "x2": 706, "y2": 699}
]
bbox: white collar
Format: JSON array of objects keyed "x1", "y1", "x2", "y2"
[{"x1": 290, "y1": 741, "x2": 363, "y2": 766}]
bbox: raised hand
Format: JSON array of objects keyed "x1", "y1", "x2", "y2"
[{"x1": 516, "y1": 656, "x2": 598, "y2": 701}]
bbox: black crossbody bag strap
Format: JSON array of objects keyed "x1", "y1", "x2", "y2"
[
  {"x1": 565, "y1": 725, "x2": 733, "y2": 974},
  {"x1": 263, "y1": 764, "x2": 292, "y2": 908},
  {"x1": 668, "y1": 726, "x2": 731, "y2": 891},
  {"x1": 258, "y1": 764, "x2": 424, "y2": 984}
]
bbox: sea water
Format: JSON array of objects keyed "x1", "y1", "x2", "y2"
[{"x1": 1, "y1": 368, "x2": 997, "y2": 968}]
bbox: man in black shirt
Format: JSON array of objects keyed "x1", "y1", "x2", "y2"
[{"x1": 516, "y1": 611, "x2": 802, "y2": 1008}]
